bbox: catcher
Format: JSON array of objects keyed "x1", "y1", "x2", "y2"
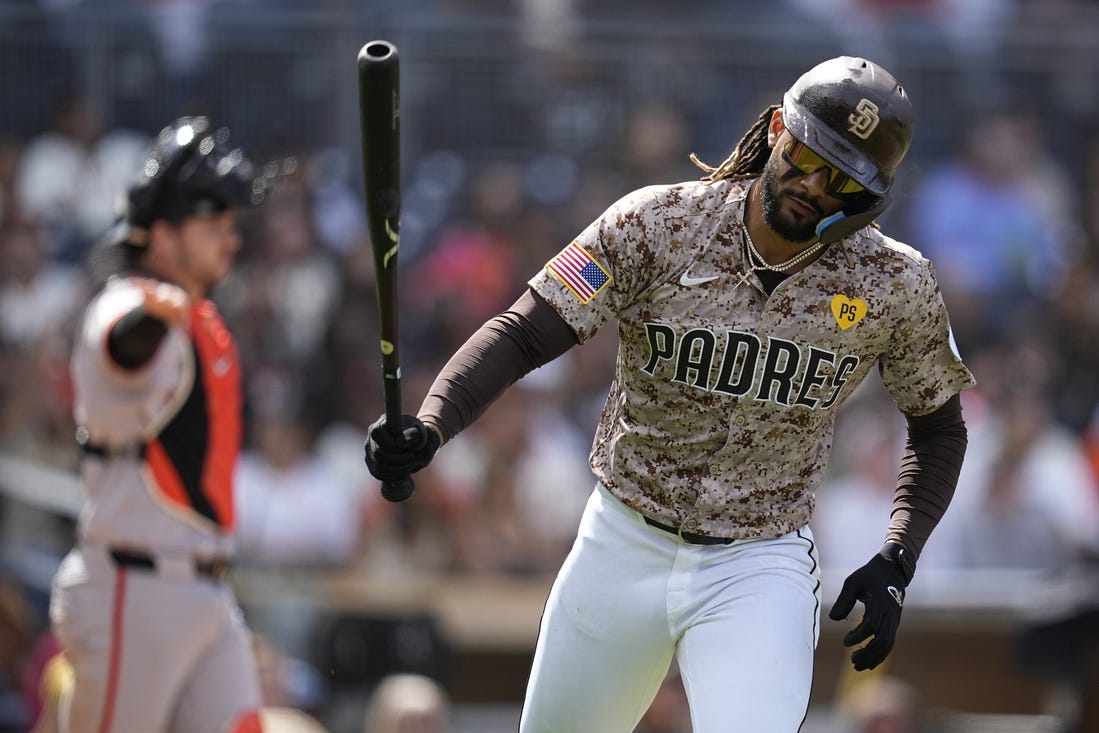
[{"x1": 50, "y1": 117, "x2": 269, "y2": 733}]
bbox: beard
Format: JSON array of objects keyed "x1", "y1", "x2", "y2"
[{"x1": 758, "y1": 157, "x2": 826, "y2": 243}]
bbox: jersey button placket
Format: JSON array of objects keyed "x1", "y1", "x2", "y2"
[{"x1": 679, "y1": 517, "x2": 699, "y2": 542}]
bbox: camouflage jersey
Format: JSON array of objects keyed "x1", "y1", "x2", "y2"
[{"x1": 528, "y1": 178, "x2": 975, "y2": 541}]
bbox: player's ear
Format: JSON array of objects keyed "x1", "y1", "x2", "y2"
[
  {"x1": 767, "y1": 109, "x2": 785, "y2": 148},
  {"x1": 145, "y1": 219, "x2": 172, "y2": 254}
]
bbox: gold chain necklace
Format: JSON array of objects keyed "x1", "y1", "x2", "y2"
[{"x1": 741, "y1": 223, "x2": 826, "y2": 273}]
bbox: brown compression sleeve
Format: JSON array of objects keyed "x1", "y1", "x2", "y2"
[
  {"x1": 886, "y1": 393, "x2": 968, "y2": 558},
  {"x1": 418, "y1": 288, "x2": 580, "y2": 442}
]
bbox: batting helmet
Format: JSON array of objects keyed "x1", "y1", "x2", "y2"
[
  {"x1": 125, "y1": 116, "x2": 260, "y2": 237},
  {"x1": 782, "y1": 57, "x2": 913, "y2": 198}
]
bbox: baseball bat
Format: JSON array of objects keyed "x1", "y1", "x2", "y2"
[{"x1": 358, "y1": 40, "x2": 414, "y2": 503}]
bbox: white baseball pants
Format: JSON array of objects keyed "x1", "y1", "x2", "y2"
[{"x1": 519, "y1": 483, "x2": 821, "y2": 733}]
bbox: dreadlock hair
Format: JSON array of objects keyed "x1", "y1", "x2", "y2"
[{"x1": 691, "y1": 104, "x2": 780, "y2": 184}]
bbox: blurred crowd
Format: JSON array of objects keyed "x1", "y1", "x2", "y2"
[{"x1": 2, "y1": 1, "x2": 1099, "y2": 732}]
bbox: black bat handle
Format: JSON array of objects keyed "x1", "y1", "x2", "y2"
[
  {"x1": 380, "y1": 401, "x2": 415, "y2": 503},
  {"x1": 380, "y1": 476, "x2": 415, "y2": 503}
]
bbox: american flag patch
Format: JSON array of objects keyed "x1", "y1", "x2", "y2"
[{"x1": 546, "y1": 242, "x2": 611, "y2": 303}]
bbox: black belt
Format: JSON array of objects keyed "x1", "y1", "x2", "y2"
[
  {"x1": 643, "y1": 516, "x2": 735, "y2": 546},
  {"x1": 109, "y1": 548, "x2": 232, "y2": 581},
  {"x1": 76, "y1": 428, "x2": 146, "y2": 459}
]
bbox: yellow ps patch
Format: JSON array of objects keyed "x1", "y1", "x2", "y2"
[{"x1": 830, "y1": 294, "x2": 867, "y2": 330}]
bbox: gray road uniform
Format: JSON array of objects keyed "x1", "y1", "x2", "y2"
[
  {"x1": 48, "y1": 116, "x2": 265, "y2": 733},
  {"x1": 51, "y1": 278, "x2": 261, "y2": 733}
]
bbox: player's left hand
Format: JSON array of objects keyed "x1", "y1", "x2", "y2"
[
  {"x1": 133, "y1": 277, "x2": 191, "y2": 327},
  {"x1": 828, "y1": 542, "x2": 914, "y2": 671}
]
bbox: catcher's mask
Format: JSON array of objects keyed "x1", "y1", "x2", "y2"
[
  {"x1": 781, "y1": 56, "x2": 913, "y2": 242},
  {"x1": 123, "y1": 116, "x2": 264, "y2": 245}
]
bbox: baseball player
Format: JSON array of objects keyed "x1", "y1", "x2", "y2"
[
  {"x1": 49, "y1": 117, "x2": 269, "y2": 733},
  {"x1": 365, "y1": 57, "x2": 975, "y2": 733}
]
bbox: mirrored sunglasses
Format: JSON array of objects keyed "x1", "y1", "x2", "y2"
[{"x1": 782, "y1": 140, "x2": 866, "y2": 197}]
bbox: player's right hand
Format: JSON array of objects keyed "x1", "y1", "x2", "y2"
[{"x1": 364, "y1": 414, "x2": 440, "y2": 482}]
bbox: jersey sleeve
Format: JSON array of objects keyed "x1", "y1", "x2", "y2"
[
  {"x1": 879, "y1": 257, "x2": 976, "y2": 415},
  {"x1": 78, "y1": 281, "x2": 149, "y2": 373},
  {"x1": 529, "y1": 186, "x2": 670, "y2": 344},
  {"x1": 71, "y1": 278, "x2": 193, "y2": 445}
]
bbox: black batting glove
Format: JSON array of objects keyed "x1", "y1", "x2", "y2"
[
  {"x1": 364, "y1": 414, "x2": 441, "y2": 482},
  {"x1": 828, "y1": 542, "x2": 915, "y2": 671}
]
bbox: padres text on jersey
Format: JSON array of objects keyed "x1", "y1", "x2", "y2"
[{"x1": 530, "y1": 179, "x2": 975, "y2": 541}]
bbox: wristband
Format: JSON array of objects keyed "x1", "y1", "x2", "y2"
[{"x1": 881, "y1": 541, "x2": 916, "y2": 585}]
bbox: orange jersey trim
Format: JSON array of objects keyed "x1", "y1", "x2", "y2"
[
  {"x1": 228, "y1": 710, "x2": 264, "y2": 733},
  {"x1": 190, "y1": 301, "x2": 241, "y2": 529},
  {"x1": 146, "y1": 300, "x2": 241, "y2": 530}
]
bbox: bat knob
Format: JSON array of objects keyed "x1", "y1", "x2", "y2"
[{"x1": 381, "y1": 476, "x2": 415, "y2": 503}]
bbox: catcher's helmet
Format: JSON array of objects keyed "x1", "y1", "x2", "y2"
[
  {"x1": 125, "y1": 116, "x2": 260, "y2": 234},
  {"x1": 782, "y1": 56, "x2": 913, "y2": 198}
]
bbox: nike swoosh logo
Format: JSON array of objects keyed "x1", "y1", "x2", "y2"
[{"x1": 679, "y1": 272, "x2": 720, "y2": 286}]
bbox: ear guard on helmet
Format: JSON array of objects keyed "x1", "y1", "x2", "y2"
[{"x1": 815, "y1": 192, "x2": 891, "y2": 244}]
